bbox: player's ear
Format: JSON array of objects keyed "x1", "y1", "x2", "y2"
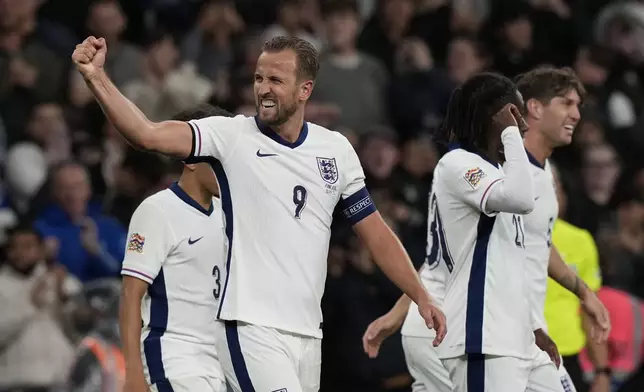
[
  {"x1": 527, "y1": 98, "x2": 542, "y2": 120},
  {"x1": 299, "y1": 80, "x2": 314, "y2": 101}
]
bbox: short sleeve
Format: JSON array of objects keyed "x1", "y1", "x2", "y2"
[
  {"x1": 578, "y1": 231, "x2": 602, "y2": 292},
  {"x1": 120, "y1": 201, "x2": 174, "y2": 284},
  {"x1": 186, "y1": 115, "x2": 242, "y2": 163},
  {"x1": 439, "y1": 155, "x2": 504, "y2": 216},
  {"x1": 336, "y1": 138, "x2": 376, "y2": 225}
]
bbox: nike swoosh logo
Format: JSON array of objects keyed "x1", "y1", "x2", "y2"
[
  {"x1": 188, "y1": 237, "x2": 203, "y2": 245},
  {"x1": 535, "y1": 196, "x2": 541, "y2": 201},
  {"x1": 256, "y1": 149, "x2": 278, "y2": 157}
]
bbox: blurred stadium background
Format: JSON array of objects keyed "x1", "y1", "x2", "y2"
[{"x1": 1, "y1": 0, "x2": 644, "y2": 391}]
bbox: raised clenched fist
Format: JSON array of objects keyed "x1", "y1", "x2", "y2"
[{"x1": 71, "y1": 36, "x2": 107, "y2": 80}]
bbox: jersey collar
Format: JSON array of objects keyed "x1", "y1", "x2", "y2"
[
  {"x1": 448, "y1": 142, "x2": 499, "y2": 168},
  {"x1": 525, "y1": 149, "x2": 545, "y2": 170},
  {"x1": 254, "y1": 116, "x2": 308, "y2": 149},
  {"x1": 169, "y1": 182, "x2": 214, "y2": 216}
]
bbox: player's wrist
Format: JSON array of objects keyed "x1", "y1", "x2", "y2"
[
  {"x1": 577, "y1": 281, "x2": 591, "y2": 301},
  {"x1": 83, "y1": 68, "x2": 107, "y2": 85},
  {"x1": 500, "y1": 126, "x2": 520, "y2": 141},
  {"x1": 594, "y1": 367, "x2": 612, "y2": 378}
]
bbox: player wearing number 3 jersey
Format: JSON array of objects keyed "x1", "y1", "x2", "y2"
[
  {"x1": 119, "y1": 105, "x2": 232, "y2": 392},
  {"x1": 73, "y1": 33, "x2": 445, "y2": 392}
]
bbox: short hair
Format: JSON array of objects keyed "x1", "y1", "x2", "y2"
[
  {"x1": 515, "y1": 66, "x2": 586, "y2": 106},
  {"x1": 6, "y1": 222, "x2": 43, "y2": 243},
  {"x1": 171, "y1": 103, "x2": 234, "y2": 122},
  {"x1": 450, "y1": 33, "x2": 489, "y2": 61},
  {"x1": 435, "y1": 72, "x2": 520, "y2": 152},
  {"x1": 50, "y1": 160, "x2": 89, "y2": 183},
  {"x1": 262, "y1": 36, "x2": 319, "y2": 81},
  {"x1": 321, "y1": 0, "x2": 359, "y2": 17}
]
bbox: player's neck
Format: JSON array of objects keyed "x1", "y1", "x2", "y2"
[
  {"x1": 177, "y1": 178, "x2": 213, "y2": 211},
  {"x1": 273, "y1": 110, "x2": 305, "y2": 143},
  {"x1": 523, "y1": 130, "x2": 553, "y2": 166}
]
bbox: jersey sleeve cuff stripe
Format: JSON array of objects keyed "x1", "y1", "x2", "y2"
[
  {"x1": 121, "y1": 267, "x2": 154, "y2": 284},
  {"x1": 193, "y1": 122, "x2": 203, "y2": 156},
  {"x1": 187, "y1": 121, "x2": 202, "y2": 158},
  {"x1": 479, "y1": 178, "x2": 502, "y2": 212},
  {"x1": 339, "y1": 186, "x2": 377, "y2": 225}
]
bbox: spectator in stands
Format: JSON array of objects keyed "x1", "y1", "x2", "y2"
[
  {"x1": 545, "y1": 163, "x2": 608, "y2": 392},
  {"x1": 13, "y1": 102, "x2": 71, "y2": 166},
  {"x1": 0, "y1": 224, "x2": 79, "y2": 392},
  {"x1": 359, "y1": 130, "x2": 399, "y2": 191},
  {"x1": 263, "y1": 0, "x2": 322, "y2": 50},
  {"x1": 181, "y1": 0, "x2": 243, "y2": 83},
  {"x1": 571, "y1": 143, "x2": 622, "y2": 234},
  {"x1": 389, "y1": 37, "x2": 453, "y2": 137},
  {"x1": 598, "y1": 191, "x2": 644, "y2": 301},
  {"x1": 445, "y1": 34, "x2": 490, "y2": 86},
  {"x1": 123, "y1": 30, "x2": 214, "y2": 122},
  {"x1": 86, "y1": 0, "x2": 143, "y2": 88},
  {"x1": 358, "y1": 0, "x2": 415, "y2": 74},
  {"x1": 488, "y1": 3, "x2": 542, "y2": 77},
  {"x1": 389, "y1": 135, "x2": 438, "y2": 267},
  {"x1": 0, "y1": 0, "x2": 65, "y2": 142},
  {"x1": 64, "y1": 279, "x2": 124, "y2": 392},
  {"x1": 0, "y1": 143, "x2": 47, "y2": 243},
  {"x1": 34, "y1": 162, "x2": 126, "y2": 282},
  {"x1": 311, "y1": 0, "x2": 389, "y2": 133},
  {"x1": 104, "y1": 149, "x2": 172, "y2": 227}
]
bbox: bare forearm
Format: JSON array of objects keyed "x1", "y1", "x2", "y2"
[
  {"x1": 582, "y1": 312, "x2": 609, "y2": 368},
  {"x1": 119, "y1": 290, "x2": 145, "y2": 377},
  {"x1": 85, "y1": 70, "x2": 153, "y2": 150},
  {"x1": 362, "y1": 225, "x2": 428, "y2": 304},
  {"x1": 548, "y1": 247, "x2": 590, "y2": 299}
]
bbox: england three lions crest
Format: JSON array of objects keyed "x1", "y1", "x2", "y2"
[{"x1": 317, "y1": 157, "x2": 339, "y2": 184}]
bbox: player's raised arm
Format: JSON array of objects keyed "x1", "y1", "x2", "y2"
[
  {"x1": 441, "y1": 107, "x2": 534, "y2": 216},
  {"x1": 72, "y1": 36, "x2": 191, "y2": 158},
  {"x1": 119, "y1": 201, "x2": 173, "y2": 391},
  {"x1": 337, "y1": 138, "x2": 446, "y2": 343},
  {"x1": 485, "y1": 104, "x2": 535, "y2": 213}
]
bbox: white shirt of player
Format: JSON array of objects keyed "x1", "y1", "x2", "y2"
[
  {"x1": 519, "y1": 153, "x2": 559, "y2": 332},
  {"x1": 401, "y1": 193, "x2": 450, "y2": 339},
  {"x1": 431, "y1": 145, "x2": 534, "y2": 360},
  {"x1": 186, "y1": 115, "x2": 376, "y2": 339},
  {"x1": 121, "y1": 183, "x2": 225, "y2": 384}
]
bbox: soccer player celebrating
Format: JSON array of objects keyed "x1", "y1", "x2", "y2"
[
  {"x1": 363, "y1": 68, "x2": 610, "y2": 392},
  {"x1": 516, "y1": 66, "x2": 610, "y2": 391},
  {"x1": 419, "y1": 72, "x2": 542, "y2": 392},
  {"x1": 73, "y1": 35, "x2": 445, "y2": 392},
  {"x1": 119, "y1": 104, "x2": 232, "y2": 392}
]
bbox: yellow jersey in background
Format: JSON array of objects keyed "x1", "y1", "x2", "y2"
[{"x1": 544, "y1": 219, "x2": 602, "y2": 356}]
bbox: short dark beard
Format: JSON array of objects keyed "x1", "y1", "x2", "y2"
[{"x1": 259, "y1": 101, "x2": 298, "y2": 127}]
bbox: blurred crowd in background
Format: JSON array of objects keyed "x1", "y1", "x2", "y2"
[{"x1": 2, "y1": 0, "x2": 644, "y2": 391}]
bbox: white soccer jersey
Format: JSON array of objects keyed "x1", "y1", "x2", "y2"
[
  {"x1": 120, "y1": 184, "x2": 225, "y2": 384},
  {"x1": 401, "y1": 210, "x2": 450, "y2": 339},
  {"x1": 432, "y1": 146, "x2": 534, "y2": 360},
  {"x1": 185, "y1": 115, "x2": 375, "y2": 338},
  {"x1": 520, "y1": 154, "x2": 559, "y2": 332}
]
